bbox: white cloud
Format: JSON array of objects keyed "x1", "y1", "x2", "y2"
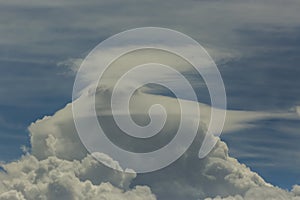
[
  {"x1": 1, "y1": 108, "x2": 299, "y2": 199},
  {"x1": 0, "y1": 190, "x2": 26, "y2": 200},
  {"x1": 292, "y1": 185, "x2": 300, "y2": 196},
  {"x1": 22, "y1": 80, "x2": 299, "y2": 199},
  {"x1": 57, "y1": 58, "x2": 83, "y2": 76},
  {"x1": 0, "y1": 155, "x2": 155, "y2": 200}
]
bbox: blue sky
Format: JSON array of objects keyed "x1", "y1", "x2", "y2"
[{"x1": 0, "y1": 0, "x2": 300, "y2": 191}]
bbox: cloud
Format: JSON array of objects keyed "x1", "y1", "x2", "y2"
[
  {"x1": 21, "y1": 79, "x2": 299, "y2": 199},
  {"x1": 22, "y1": 42, "x2": 299, "y2": 197},
  {"x1": 296, "y1": 106, "x2": 300, "y2": 117},
  {"x1": 292, "y1": 185, "x2": 300, "y2": 196},
  {"x1": 57, "y1": 58, "x2": 83, "y2": 76},
  {"x1": 0, "y1": 155, "x2": 155, "y2": 200},
  {"x1": 0, "y1": 190, "x2": 25, "y2": 200},
  {"x1": 1, "y1": 103, "x2": 300, "y2": 199},
  {"x1": 2, "y1": 37, "x2": 300, "y2": 199}
]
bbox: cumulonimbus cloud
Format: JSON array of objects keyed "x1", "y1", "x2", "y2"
[
  {"x1": 1, "y1": 52, "x2": 300, "y2": 199},
  {"x1": 0, "y1": 81, "x2": 292, "y2": 199}
]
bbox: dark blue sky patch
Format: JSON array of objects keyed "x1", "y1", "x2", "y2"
[{"x1": 218, "y1": 26, "x2": 300, "y2": 111}]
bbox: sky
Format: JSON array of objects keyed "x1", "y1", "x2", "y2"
[{"x1": 0, "y1": 0, "x2": 300, "y2": 198}]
